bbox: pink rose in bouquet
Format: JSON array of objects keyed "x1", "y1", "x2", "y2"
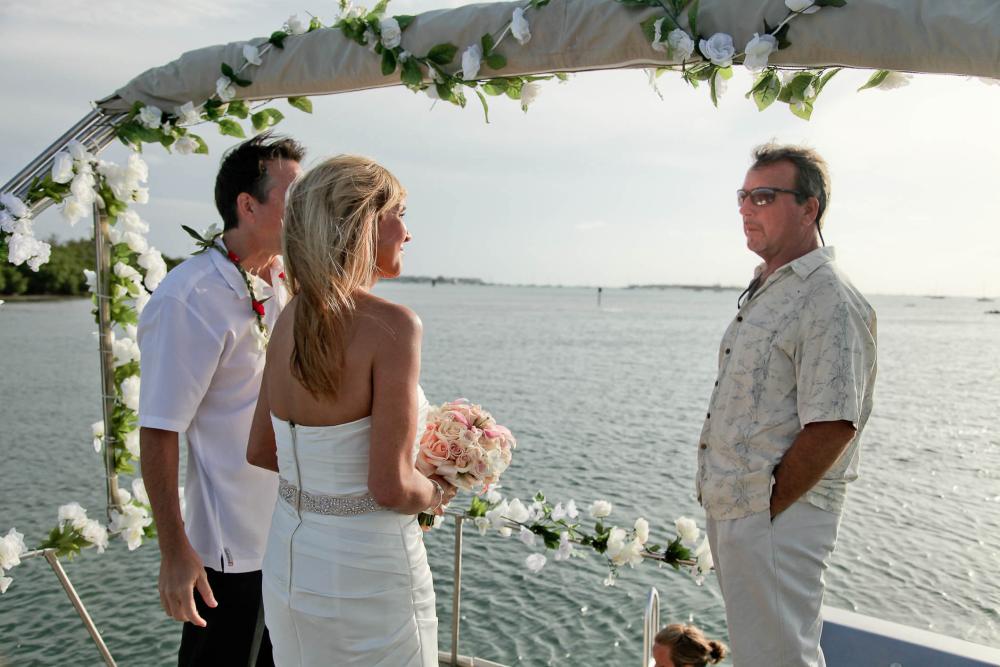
[{"x1": 416, "y1": 399, "x2": 516, "y2": 493}]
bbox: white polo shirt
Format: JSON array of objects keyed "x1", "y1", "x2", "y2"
[{"x1": 138, "y1": 243, "x2": 287, "y2": 573}]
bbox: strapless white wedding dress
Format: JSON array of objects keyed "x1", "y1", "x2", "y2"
[{"x1": 261, "y1": 390, "x2": 438, "y2": 666}]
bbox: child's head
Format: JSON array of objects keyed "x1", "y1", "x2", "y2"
[{"x1": 652, "y1": 623, "x2": 728, "y2": 667}]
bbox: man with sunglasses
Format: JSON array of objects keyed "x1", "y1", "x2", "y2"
[{"x1": 697, "y1": 144, "x2": 877, "y2": 667}]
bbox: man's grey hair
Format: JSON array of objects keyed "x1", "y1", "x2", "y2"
[{"x1": 751, "y1": 143, "x2": 831, "y2": 229}]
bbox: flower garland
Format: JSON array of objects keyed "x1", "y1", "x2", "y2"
[
  {"x1": 427, "y1": 490, "x2": 713, "y2": 586},
  {"x1": 183, "y1": 225, "x2": 274, "y2": 351}
]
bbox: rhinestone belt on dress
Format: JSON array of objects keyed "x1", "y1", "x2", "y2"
[{"x1": 278, "y1": 477, "x2": 384, "y2": 516}]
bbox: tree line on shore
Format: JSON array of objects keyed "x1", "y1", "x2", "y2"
[{"x1": 0, "y1": 237, "x2": 180, "y2": 296}]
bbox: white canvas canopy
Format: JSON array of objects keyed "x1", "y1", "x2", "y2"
[{"x1": 97, "y1": 0, "x2": 1000, "y2": 114}]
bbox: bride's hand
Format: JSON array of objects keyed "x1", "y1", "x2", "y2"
[{"x1": 429, "y1": 475, "x2": 458, "y2": 513}]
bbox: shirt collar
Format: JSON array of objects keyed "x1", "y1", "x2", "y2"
[
  {"x1": 208, "y1": 239, "x2": 250, "y2": 298},
  {"x1": 754, "y1": 246, "x2": 836, "y2": 282}
]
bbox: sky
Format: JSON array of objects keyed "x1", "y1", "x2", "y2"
[{"x1": 1, "y1": 0, "x2": 998, "y2": 297}]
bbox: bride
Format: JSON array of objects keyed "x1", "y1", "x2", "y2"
[{"x1": 247, "y1": 155, "x2": 457, "y2": 666}]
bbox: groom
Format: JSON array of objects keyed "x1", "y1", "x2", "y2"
[
  {"x1": 138, "y1": 132, "x2": 304, "y2": 666},
  {"x1": 697, "y1": 143, "x2": 877, "y2": 666}
]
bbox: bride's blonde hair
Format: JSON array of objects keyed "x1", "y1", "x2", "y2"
[{"x1": 282, "y1": 155, "x2": 406, "y2": 398}]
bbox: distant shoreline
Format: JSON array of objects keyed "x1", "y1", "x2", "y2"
[{"x1": 390, "y1": 276, "x2": 743, "y2": 292}]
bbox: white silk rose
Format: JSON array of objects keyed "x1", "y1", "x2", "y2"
[
  {"x1": 379, "y1": 17, "x2": 402, "y2": 49},
  {"x1": 242, "y1": 44, "x2": 262, "y2": 66},
  {"x1": 0, "y1": 192, "x2": 29, "y2": 219},
  {"x1": 511, "y1": 7, "x2": 531, "y2": 45},
  {"x1": 462, "y1": 44, "x2": 482, "y2": 81},
  {"x1": 124, "y1": 429, "x2": 140, "y2": 458},
  {"x1": 121, "y1": 376, "x2": 141, "y2": 412},
  {"x1": 216, "y1": 76, "x2": 236, "y2": 102},
  {"x1": 175, "y1": 136, "x2": 199, "y2": 155},
  {"x1": 175, "y1": 102, "x2": 201, "y2": 126},
  {"x1": 138, "y1": 105, "x2": 162, "y2": 130},
  {"x1": 667, "y1": 29, "x2": 695, "y2": 62},
  {"x1": 0, "y1": 528, "x2": 26, "y2": 571},
  {"x1": 61, "y1": 197, "x2": 88, "y2": 227},
  {"x1": 675, "y1": 516, "x2": 700, "y2": 544},
  {"x1": 286, "y1": 14, "x2": 309, "y2": 35},
  {"x1": 699, "y1": 32, "x2": 735, "y2": 67},
  {"x1": 743, "y1": 33, "x2": 778, "y2": 72},
  {"x1": 634, "y1": 517, "x2": 650, "y2": 544},
  {"x1": 785, "y1": 0, "x2": 819, "y2": 14},
  {"x1": 520, "y1": 82, "x2": 541, "y2": 111},
  {"x1": 589, "y1": 499, "x2": 612, "y2": 518},
  {"x1": 51, "y1": 151, "x2": 74, "y2": 184}
]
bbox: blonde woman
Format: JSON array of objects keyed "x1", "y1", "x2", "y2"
[{"x1": 247, "y1": 155, "x2": 456, "y2": 666}]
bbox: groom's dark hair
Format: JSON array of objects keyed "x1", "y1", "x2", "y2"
[{"x1": 214, "y1": 131, "x2": 306, "y2": 231}]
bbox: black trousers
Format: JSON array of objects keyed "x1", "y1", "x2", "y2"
[{"x1": 178, "y1": 567, "x2": 274, "y2": 667}]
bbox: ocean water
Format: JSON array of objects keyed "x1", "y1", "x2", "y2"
[{"x1": 1, "y1": 285, "x2": 998, "y2": 665}]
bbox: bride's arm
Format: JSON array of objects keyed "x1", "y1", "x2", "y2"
[
  {"x1": 367, "y1": 304, "x2": 449, "y2": 514},
  {"x1": 247, "y1": 363, "x2": 278, "y2": 472}
]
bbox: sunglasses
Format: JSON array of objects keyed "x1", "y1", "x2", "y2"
[{"x1": 736, "y1": 187, "x2": 803, "y2": 207}]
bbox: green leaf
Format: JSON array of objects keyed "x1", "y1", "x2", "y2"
[
  {"x1": 220, "y1": 63, "x2": 252, "y2": 87},
  {"x1": 788, "y1": 99, "x2": 814, "y2": 120},
  {"x1": 749, "y1": 70, "x2": 781, "y2": 111},
  {"x1": 858, "y1": 69, "x2": 890, "y2": 92},
  {"x1": 381, "y1": 48, "x2": 397, "y2": 76},
  {"x1": 395, "y1": 15, "x2": 415, "y2": 30},
  {"x1": 485, "y1": 53, "x2": 507, "y2": 70},
  {"x1": 400, "y1": 59, "x2": 423, "y2": 87},
  {"x1": 426, "y1": 43, "x2": 458, "y2": 65},
  {"x1": 268, "y1": 30, "x2": 288, "y2": 48},
  {"x1": 251, "y1": 108, "x2": 285, "y2": 132},
  {"x1": 687, "y1": 0, "x2": 699, "y2": 38},
  {"x1": 813, "y1": 67, "x2": 841, "y2": 96},
  {"x1": 308, "y1": 17, "x2": 323, "y2": 32},
  {"x1": 287, "y1": 96, "x2": 313, "y2": 113},
  {"x1": 203, "y1": 99, "x2": 227, "y2": 121},
  {"x1": 709, "y1": 70, "x2": 720, "y2": 107},
  {"x1": 189, "y1": 134, "x2": 209, "y2": 155},
  {"x1": 481, "y1": 78, "x2": 508, "y2": 96},
  {"x1": 226, "y1": 100, "x2": 250, "y2": 119},
  {"x1": 216, "y1": 118, "x2": 246, "y2": 138},
  {"x1": 369, "y1": 0, "x2": 389, "y2": 17},
  {"x1": 481, "y1": 32, "x2": 495, "y2": 55},
  {"x1": 468, "y1": 495, "x2": 490, "y2": 517}
]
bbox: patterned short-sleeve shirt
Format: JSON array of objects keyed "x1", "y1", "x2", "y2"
[{"x1": 697, "y1": 247, "x2": 877, "y2": 521}]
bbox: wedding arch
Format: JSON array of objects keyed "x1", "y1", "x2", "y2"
[{"x1": 2, "y1": 0, "x2": 998, "y2": 664}]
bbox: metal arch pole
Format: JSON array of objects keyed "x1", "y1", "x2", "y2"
[
  {"x1": 42, "y1": 550, "x2": 117, "y2": 666},
  {"x1": 93, "y1": 198, "x2": 121, "y2": 518},
  {"x1": 451, "y1": 514, "x2": 464, "y2": 666},
  {"x1": 642, "y1": 587, "x2": 660, "y2": 667},
  {"x1": 0, "y1": 109, "x2": 103, "y2": 195}
]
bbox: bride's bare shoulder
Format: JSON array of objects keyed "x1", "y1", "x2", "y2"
[{"x1": 355, "y1": 292, "x2": 422, "y2": 343}]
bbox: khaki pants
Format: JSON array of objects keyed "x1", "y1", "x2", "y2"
[{"x1": 707, "y1": 502, "x2": 841, "y2": 667}]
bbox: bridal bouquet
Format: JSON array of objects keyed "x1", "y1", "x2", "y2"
[{"x1": 417, "y1": 399, "x2": 516, "y2": 492}]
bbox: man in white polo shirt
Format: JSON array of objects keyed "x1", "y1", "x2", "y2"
[
  {"x1": 698, "y1": 144, "x2": 877, "y2": 666},
  {"x1": 138, "y1": 133, "x2": 304, "y2": 666}
]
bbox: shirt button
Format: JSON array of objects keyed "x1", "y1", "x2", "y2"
[
  {"x1": 706, "y1": 412, "x2": 711, "y2": 419},
  {"x1": 700, "y1": 443, "x2": 708, "y2": 450},
  {"x1": 737, "y1": 316, "x2": 743, "y2": 322},
  {"x1": 725, "y1": 348, "x2": 730, "y2": 354},
  {"x1": 714, "y1": 380, "x2": 719, "y2": 387}
]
